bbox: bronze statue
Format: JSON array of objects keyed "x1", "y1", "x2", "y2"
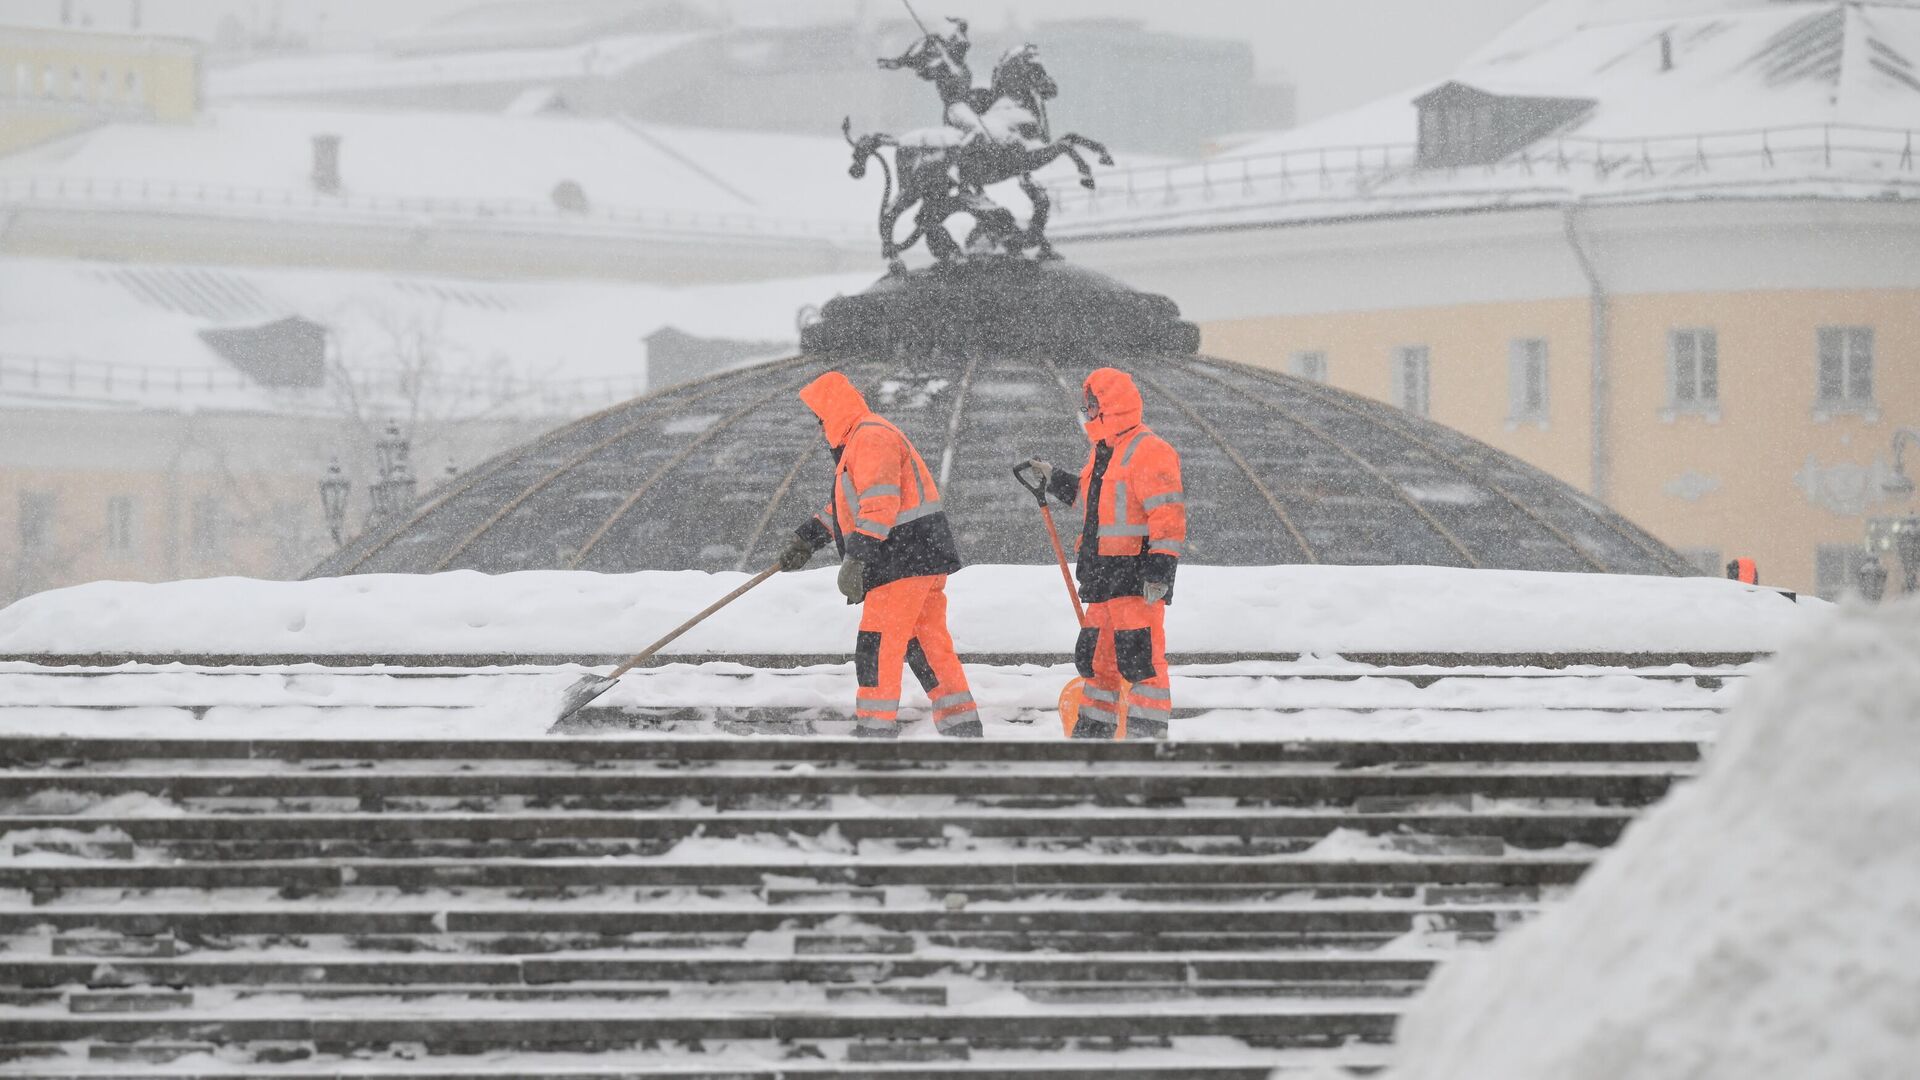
[{"x1": 846, "y1": 11, "x2": 1113, "y2": 273}]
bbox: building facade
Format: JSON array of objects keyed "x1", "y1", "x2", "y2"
[
  {"x1": 1054, "y1": 0, "x2": 1920, "y2": 599},
  {"x1": 1068, "y1": 200, "x2": 1918, "y2": 598},
  {"x1": 0, "y1": 24, "x2": 199, "y2": 154}
]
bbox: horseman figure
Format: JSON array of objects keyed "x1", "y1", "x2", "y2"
[
  {"x1": 877, "y1": 16, "x2": 990, "y2": 147},
  {"x1": 847, "y1": 11, "x2": 1113, "y2": 272}
]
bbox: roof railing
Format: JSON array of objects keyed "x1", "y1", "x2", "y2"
[
  {"x1": 0, "y1": 352, "x2": 651, "y2": 416},
  {"x1": 0, "y1": 175, "x2": 869, "y2": 241},
  {"x1": 1045, "y1": 121, "x2": 1920, "y2": 224},
  {"x1": 0, "y1": 122, "x2": 1911, "y2": 241}
]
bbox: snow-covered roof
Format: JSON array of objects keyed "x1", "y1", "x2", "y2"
[
  {"x1": 206, "y1": 33, "x2": 700, "y2": 98},
  {"x1": 1045, "y1": 0, "x2": 1920, "y2": 238},
  {"x1": 0, "y1": 104, "x2": 873, "y2": 239},
  {"x1": 0, "y1": 257, "x2": 872, "y2": 417}
]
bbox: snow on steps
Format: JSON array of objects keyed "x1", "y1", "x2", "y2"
[
  {"x1": 0, "y1": 735, "x2": 1699, "y2": 1075},
  {"x1": 0, "y1": 658, "x2": 1744, "y2": 743}
]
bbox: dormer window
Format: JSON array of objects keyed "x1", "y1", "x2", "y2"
[{"x1": 1414, "y1": 82, "x2": 1594, "y2": 167}]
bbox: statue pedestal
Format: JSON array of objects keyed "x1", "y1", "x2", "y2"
[{"x1": 801, "y1": 257, "x2": 1201, "y2": 358}]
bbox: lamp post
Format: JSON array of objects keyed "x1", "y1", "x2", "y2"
[
  {"x1": 318, "y1": 458, "x2": 351, "y2": 546},
  {"x1": 367, "y1": 422, "x2": 417, "y2": 528},
  {"x1": 1862, "y1": 428, "x2": 1920, "y2": 599}
]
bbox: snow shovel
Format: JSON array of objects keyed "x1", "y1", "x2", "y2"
[
  {"x1": 1012, "y1": 461, "x2": 1086, "y2": 627},
  {"x1": 551, "y1": 562, "x2": 781, "y2": 725},
  {"x1": 1014, "y1": 462, "x2": 1122, "y2": 737}
]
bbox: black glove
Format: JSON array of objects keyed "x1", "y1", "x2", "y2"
[
  {"x1": 837, "y1": 557, "x2": 867, "y2": 603},
  {"x1": 777, "y1": 535, "x2": 815, "y2": 572},
  {"x1": 1143, "y1": 581, "x2": 1169, "y2": 605}
]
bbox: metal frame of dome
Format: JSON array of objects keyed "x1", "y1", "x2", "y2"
[{"x1": 310, "y1": 269, "x2": 1691, "y2": 580}]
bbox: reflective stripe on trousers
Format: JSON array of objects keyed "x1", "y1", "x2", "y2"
[{"x1": 852, "y1": 574, "x2": 974, "y2": 735}]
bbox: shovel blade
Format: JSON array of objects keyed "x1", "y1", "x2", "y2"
[{"x1": 555, "y1": 673, "x2": 619, "y2": 722}]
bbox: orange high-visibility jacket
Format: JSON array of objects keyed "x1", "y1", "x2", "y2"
[
  {"x1": 1073, "y1": 369, "x2": 1186, "y2": 561},
  {"x1": 796, "y1": 372, "x2": 962, "y2": 587}
]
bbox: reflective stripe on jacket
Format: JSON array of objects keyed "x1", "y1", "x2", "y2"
[
  {"x1": 796, "y1": 371, "x2": 962, "y2": 589},
  {"x1": 1077, "y1": 424, "x2": 1186, "y2": 559}
]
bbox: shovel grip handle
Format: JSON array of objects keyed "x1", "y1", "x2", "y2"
[{"x1": 1012, "y1": 460, "x2": 1049, "y2": 505}]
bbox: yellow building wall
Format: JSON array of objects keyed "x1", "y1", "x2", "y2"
[
  {"x1": 0, "y1": 463, "x2": 324, "y2": 604},
  {"x1": 1201, "y1": 288, "x2": 1920, "y2": 597},
  {"x1": 1608, "y1": 287, "x2": 1920, "y2": 597},
  {"x1": 1203, "y1": 297, "x2": 1597, "y2": 508},
  {"x1": 0, "y1": 27, "x2": 200, "y2": 155}
]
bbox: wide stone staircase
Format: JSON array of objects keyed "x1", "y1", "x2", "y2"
[{"x1": 0, "y1": 715, "x2": 1709, "y2": 1078}]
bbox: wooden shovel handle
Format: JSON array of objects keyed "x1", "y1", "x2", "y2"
[{"x1": 607, "y1": 563, "x2": 782, "y2": 680}]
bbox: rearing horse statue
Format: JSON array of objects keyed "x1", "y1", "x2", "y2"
[{"x1": 845, "y1": 44, "x2": 1113, "y2": 272}]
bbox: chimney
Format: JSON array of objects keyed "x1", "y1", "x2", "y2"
[
  {"x1": 1659, "y1": 31, "x2": 1674, "y2": 72},
  {"x1": 311, "y1": 133, "x2": 341, "y2": 195}
]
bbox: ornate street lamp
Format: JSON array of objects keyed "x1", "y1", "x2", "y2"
[
  {"x1": 367, "y1": 422, "x2": 417, "y2": 528},
  {"x1": 1884, "y1": 428, "x2": 1919, "y2": 500},
  {"x1": 1856, "y1": 553, "x2": 1890, "y2": 602},
  {"x1": 1861, "y1": 428, "x2": 1920, "y2": 599},
  {"x1": 318, "y1": 458, "x2": 351, "y2": 546}
]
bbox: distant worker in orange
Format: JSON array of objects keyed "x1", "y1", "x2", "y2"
[
  {"x1": 1024, "y1": 368, "x2": 1186, "y2": 740},
  {"x1": 1726, "y1": 557, "x2": 1759, "y2": 585},
  {"x1": 777, "y1": 372, "x2": 982, "y2": 739}
]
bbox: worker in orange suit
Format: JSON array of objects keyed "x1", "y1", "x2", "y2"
[
  {"x1": 1024, "y1": 367, "x2": 1186, "y2": 739},
  {"x1": 1726, "y1": 557, "x2": 1759, "y2": 585},
  {"x1": 777, "y1": 371, "x2": 982, "y2": 738}
]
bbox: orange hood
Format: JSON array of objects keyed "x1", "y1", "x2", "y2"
[
  {"x1": 1082, "y1": 367, "x2": 1143, "y2": 444},
  {"x1": 799, "y1": 370, "x2": 870, "y2": 448}
]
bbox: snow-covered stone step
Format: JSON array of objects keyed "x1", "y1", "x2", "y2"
[
  {"x1": 1, "y1": 735, "x2": 1706, "y2": 762},
  {"x1": 2, "y1": 852, "x2": 1597, "y2": 887},
  {"x1": 15, "y1": 977, "x2": 1423, "y2": 1010},
  {"x1": 0, "y1": 904, "x2": 1533, "y2": 938},
  {"x1": 0, "y1": 765, "x2": 1692, "y2": 809},
  {"x1": 0, "y1": 673, "x2": 1735, "y2": 711},
  {"x1": 0, "y1": 998, "x2": 1407, "y2": 1050},
  {"x1": 0, "y1": 1047, "x2": 1393, "y2": 1078},
  {"x1": 3, "y1": 952, "x2": 1444, "y2": 989},
  {"x1": 0, "y1": 660, "x2": 1744, "y2": 742},
  {"x1": 0, "y1": 808, "x2": 1640, "y2": 845},
  {"x1": 12, "y1": 930, "x2": 1498, "y2": 960}
]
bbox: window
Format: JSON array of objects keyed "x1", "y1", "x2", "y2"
[
  {"x1": 1678, "y1": 547, "x2": 1722, "y2": 577},
  {"x1": 41, "y1": 66, "x2": 56, "y2": 100},
  {"x1": 1816, "y1": 326, "x2": 1873, "y2": 411},
  {"x1": 1668, "y1": 329, "x2": 1719, "y2": 412},
  {"x1": 106, "y1": 496, "x2": 136, "y2": 553},
  {"x1": 1393, "y1": 346, "x2": 1431, "y2": 417},
  {"x1": 1289, "y1": 351, "x2": 1328, "y2": 383},
  {"x1": 189, "y1": 495, "x2": 227, "y2": 562},
  {"x1": 125, "y1": 69, "x2": 144, "y2": 104},
  {"x1": 18, "y1": 492, "x2": 56, "y2": 552},
  {"x1": 1508, "y1": 338, "x2": 1549, "y2": 424},
  {"x1": 68, "y1": 66, "x2": 83, "y2": 101},
  {"x1": 1815, "y1": 544, "x2": 1878, "y2": 601}
]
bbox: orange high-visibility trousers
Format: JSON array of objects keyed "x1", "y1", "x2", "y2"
[
  {"x1": 853, "y1": 574, "x2": 981, "y2": 738},
  {"x1": 1074, "y1": 595, "x2": 1170, "y2": 740}
]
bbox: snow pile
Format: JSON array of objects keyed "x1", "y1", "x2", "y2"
[
  {"x1": 1362, "y1": 597, "x2": 1920, "y2": 1080},
  {"x1": 0, "y1": 565, "x2": 1821, "y2": 658}
]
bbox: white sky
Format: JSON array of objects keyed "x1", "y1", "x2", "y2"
[{"x1": 15, "y1": 0, "x2": 1547, "y2": 121}]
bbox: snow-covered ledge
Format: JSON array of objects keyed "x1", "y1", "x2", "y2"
[{"x1": 0, "y1": 566, "x2": 1824, "y2": 666}]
